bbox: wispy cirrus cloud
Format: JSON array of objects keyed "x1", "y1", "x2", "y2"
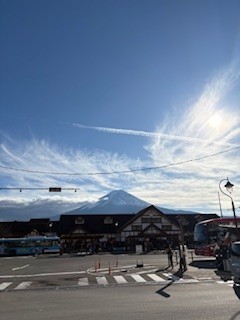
[
  {"x1": 0, "y1": 139, "x2": 138, "y2": 202},
  {"x1": 148, "y1": 65, "x2": 240, "y2": 159}
]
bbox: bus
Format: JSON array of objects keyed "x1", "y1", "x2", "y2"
[
  {"x1": 0, "y1": 236, "x2": 61, "y2": 256},
  {"x1": 194, "y1": 217, "x2": 240, "y2": 256}
]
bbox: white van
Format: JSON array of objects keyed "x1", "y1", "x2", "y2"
[{"x1": 230, "y1": 242, "x2": 240, "y2": 284}]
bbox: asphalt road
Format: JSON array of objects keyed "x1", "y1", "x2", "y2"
[
  {"x1": 0, "y1": 253, "x2": 217, "y2": 291},
  {"x1": 0, "y1": 252, "x2": 171, "y2": 274},
  {"x1": 1, "y1": 282, "x2": 240, "y2": 320},
  {"x1": 1, "y1": 254, "x2": 239, "y2": 320},
  {"x1": 0, "y1": 253, "x2": 172, "y2": 277}
]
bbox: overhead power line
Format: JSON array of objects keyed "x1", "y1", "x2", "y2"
[
  {"x1": 0, "y1": 187, "x2": 79, "y2": 192},
  {"x1": 0, "y1": 145, "x2": 239, "y2": 176}
]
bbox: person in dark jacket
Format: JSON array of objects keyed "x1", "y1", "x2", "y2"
[{"x1": 167, "y1": 245, "x2": 173, "y2": 269}]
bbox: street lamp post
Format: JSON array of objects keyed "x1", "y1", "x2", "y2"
[
  {"x1": 218, "y1": 192, "x2": 223, "y2": 218},
  {"x1": 219, "y1": 178, "x2": 238, "y2": 240}
]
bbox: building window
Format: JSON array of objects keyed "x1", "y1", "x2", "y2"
[
  {"x1": 141, "y1": 217, "x2": 162, "y2": 223},
  {"x1": 162, "y1": 225, "x2": 172, "y2": 231},
  {"x1": 104, "y1": 217, "x2": 113, "y2": 224},
  {"x1": 75, "y1": 217, "x2": 84, "y2": 224},
  {"x1": 132, "y1": 225, "x2": 142, "y2": 231}
]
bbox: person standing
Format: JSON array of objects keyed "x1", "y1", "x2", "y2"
[{"x1": 167, "y1": 245, "x2": 173, "y2": 269}]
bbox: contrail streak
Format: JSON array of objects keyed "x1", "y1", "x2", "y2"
[{"x1": 70, "y1": 123, "x2": 235, "y2": 146}]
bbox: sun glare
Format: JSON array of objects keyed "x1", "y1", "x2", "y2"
[{"x1": 208, "y1": 113, "x2": 223, "y2": 128}]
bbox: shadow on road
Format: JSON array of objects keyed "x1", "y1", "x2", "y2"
[
  {"x1": 229, "y1": 310, "x2": 240, "y2": 319},
  {"x1": 233, "y1": 285, "x2": 240, "y2": 300},
  {"x1": 156, "y1": 269, "x2": 185, "y2": 298},
  {"x1": 215, "y1": 269, "x2": 232, "y2": 281},
  {"x1": 190, "y1": 259, "x2": 233, "y2": 281},
  {"x1": 189, "y1": 259, "x2": 216, "y2": 269}
]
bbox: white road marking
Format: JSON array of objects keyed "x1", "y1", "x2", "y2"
[
  {"x1": 163, "y1": 272, "x2": 183, "y2": 282},
  {"x1": 113, "y1": 275, "x2": 128, "y2": 284},
  {"x1": 147, "y1": 273, "x2": 165, "y2": 282},
  {"x1": 3, "y1": 256, "x2": 29, "y2": 260},
  {"x1": 12, "y1": 264, "x2": 29, "y2": 271},
  {"x1": 0, "y1": 270, "x2": 86, "y2": 279},
  {"x1": 0, "y1": 282, "x2": 12, "y2": 290},
  {"x1": 177, "y1": 279, "x2": 200, "y2": 283},
  {"x1": 96, "y1": 276, "x2": 108, "y2": 285},
  {"x1": 78, "y1": 278, "x2": 89, "y2": 286},
  {"x1": 2, "y1": 274, "x2": 234, "y2": 291},
  {"x1": 130, "y1": 274, "x2": 147, "y2": 283},
  {"x1": 14, "y1": 281, "x2": 32, "y2": 290},
  {"x1": 217, "y1": 280, "x2": 234, "y2": 285}
]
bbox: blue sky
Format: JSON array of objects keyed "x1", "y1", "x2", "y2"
[{"x1": 0, "y1": 0, "x2": 240, "y2": 216}]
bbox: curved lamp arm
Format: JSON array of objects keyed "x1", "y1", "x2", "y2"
[
  {"x1": 219, "y1": 178, "x2": 238, "y2": 240},
  {"x1": 219, "y1": 178, "x2": 234, "y2": 201}
]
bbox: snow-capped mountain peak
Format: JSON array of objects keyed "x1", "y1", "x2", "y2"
[
  {"x1": 99, "y1": 190, "x2": 149, "y2": 206},
  {"x1": 65, "y1": 190, "x2": 150, "y2": 214}
]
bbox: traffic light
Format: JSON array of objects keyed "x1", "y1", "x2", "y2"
[{"x1": 49, "y1": 187, "x2": 62, "y2": 192}]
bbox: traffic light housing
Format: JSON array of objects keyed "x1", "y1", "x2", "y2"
[{"x1": 49, "y1": 187, "x2": 62, "y2": 192}]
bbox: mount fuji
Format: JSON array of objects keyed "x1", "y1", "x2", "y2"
[
  {"x1": 63, "y1": 190, "x2": 200, "y2": 216},
  {"x1": 64, "y1": 190, "x2": 150, "y2": 215}
]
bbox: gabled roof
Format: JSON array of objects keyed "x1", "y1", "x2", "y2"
[
  {"x1": 118, "y1": 205, "x2": 179, "y2": 231},
  {"x1": 141, "y1": 223, "x2": 167, "y2": 236}
]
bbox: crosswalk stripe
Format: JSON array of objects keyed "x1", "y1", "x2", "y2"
[
  {"x1": 113, "y1": 275, "x2": 128, "y2": 284},
  {"x1": 217, "y1": 280, "x2": 234, "y2": 285},
  {"x1": 3, "y1": 273, "x2": 237, "y2": 291},
  {"x1": 96, "y1": 276, "x2": 108, "y2": 285},
  {"x1": 0, "y1": 282, "x2": 12, "y2": 291},
  {"x1": 163, "y1": 272, "x2": 182, "y2": 282},
  {"x1": 147, "y1": 274, "x2": 165, "y2": 282},
  {"x1": 78, "y1": 278, "x2": 89, "y2": 286},
  {"x1": 130, "y1": 274, "x2": 147, "y2": 283},
  {"x1": 14, "y1": 281, "x2": 32, "y2": 290}
]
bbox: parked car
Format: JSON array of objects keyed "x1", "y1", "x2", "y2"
[{"x1": 230, "y1": 242, "x2": 240, "y2": 284}]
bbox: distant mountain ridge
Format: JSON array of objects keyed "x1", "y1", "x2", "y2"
[{"x1": 0, "y1": 189, "x2": 201, "y2": 221}]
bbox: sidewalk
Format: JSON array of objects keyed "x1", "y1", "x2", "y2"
[
  {"x1": 88, "y1": 256, "x2": 230, "y2": 282},
  {"x1": 178, "y1": 258, "x2": 232, "y2": 281}
]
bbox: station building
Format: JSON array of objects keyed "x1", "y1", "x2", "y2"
[
  {"x1": 56, "y1": 205, "x2": 218, "y2": 253},
  {"x1": 0, "y1": 205, "x2": 218, "y2": 253}
]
